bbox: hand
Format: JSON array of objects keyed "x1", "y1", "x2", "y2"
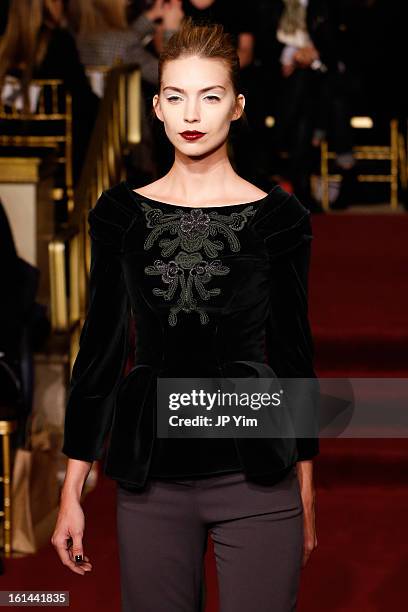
[
  {"x1": 294, "y1": 45, "x2": 319, "y2": 68},
  {"x1": 162, "y1": 0, "x2": 184, "y2": 31},
  {"x1": 282, "y1": 63, "x2": 296, "y2": 78},
  {"x1": 144, "y1": 0, "x2": 166, "y2": 22},
  {"x1": 51, "y1": 498, "x2": 92, "y2": 575},
  {"x1": 300, "y1": 485, "x2": 317, "y2": 567}
]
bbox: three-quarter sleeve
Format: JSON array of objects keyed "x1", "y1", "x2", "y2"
[
  {"x1": 264, "y1": 204, "x2": 320, "y2": 462},
  {"x1": 61, "y1": 208, "x2": 131, "y2": 463}
]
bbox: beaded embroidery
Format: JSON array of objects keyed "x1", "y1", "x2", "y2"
[{"x1": 140, "y1": 203, "x2": 256, "y2": 326}]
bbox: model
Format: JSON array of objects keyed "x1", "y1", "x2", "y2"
[{"x1": 52, "y1": 16, "x2": 319, "y2": 612}]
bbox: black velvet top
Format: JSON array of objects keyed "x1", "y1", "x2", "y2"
[{"x1": 61, "y1": 181, "x2": 320, "y2": 491}]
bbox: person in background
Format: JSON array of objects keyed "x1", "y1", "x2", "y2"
[
  {"x1": 0, "y1": 197, "x2": 51, "y2": 448},
  {"x1": 0, "y1": 197, "x2": 24, "y2": 369},
  {"x1": 181, "y1": 0, "x2": 255, "y2": 68},
  {"x1": 68, "y1": 0, "x2": 184, "y2": 182},
  {"x1": 68, "y1": 0, "x2": 182, "y2": 87},
  {"x1": 0, "y1": 0, "x2": 10, "y2": 35},
  {"x1": 0, "y1": 0, "x2": 99, "y2": 185},
  {"x1": 330, "y1": 0, "x2": 399, "y2": 209},
  {"x1": 257, "y1": 0, "x2": 356, "y2": 213}
]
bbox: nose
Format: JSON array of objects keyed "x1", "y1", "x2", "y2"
[{"x1": 183, "y1": 97, "x2": 200, "y2": 123}]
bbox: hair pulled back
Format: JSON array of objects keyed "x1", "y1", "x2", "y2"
[{"x1": 155, "y1": 16, "x2": 246, "y2": 123}]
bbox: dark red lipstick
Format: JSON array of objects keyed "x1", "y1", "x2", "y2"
[{"x1": 180, "y1": 131, "x2": 206, "y2": 141}]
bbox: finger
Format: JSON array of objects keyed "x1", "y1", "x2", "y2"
[
  {"x1": 54, "y1": 538, "x2": 88, "y2": 575},
  {"x1": 302, "y1": 549, "x2": 310, "y2": 568},
  {"x1": 68, "y1": 534, "x2": 93, "y2": 571},
  {"x1": 71, "y1": 532, "x2": 84, "y2": 563},
  {"x1": 71, "y1": 532, "x2": 92, "y2": 572},
  {"x1": 67, "y1": 546, "x2": 93, "y2": 570}
]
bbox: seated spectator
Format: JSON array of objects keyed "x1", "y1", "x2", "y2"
[
  {"x1": 0, "y1": 0, "x2": 99, "y2": 185},
  {"x1": 67, "y1": 0, "x2": 184, "y2": 181},
  {"x1": 68, "y1": 0, "x2": 183, "y2": 87},
  {"x1": 260, "y1": 0, "x2": 355, "y2": 213}
]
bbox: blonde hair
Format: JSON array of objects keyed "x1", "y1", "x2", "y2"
[
  {"x1": 155, "y1": 17, "x2": 247, "y2": 123},
  {"x1": 0, "y1": 0, "x2": 56, "y2": 112},
  {"x1": 68, "y1": 0, "x2": 127, "y2": 35}
]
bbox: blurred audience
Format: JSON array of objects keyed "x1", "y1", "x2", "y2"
[
  {"x1": 182, "y1": 0, "x2": 255, "y2": 68},
  {"x1": 68, "y1": 0, "x2": 180, "y2": 86},
  {"x1": 0, "y1": 198, "x2": 50, "y2": 446},
  {"x1": 0, "y1": 0, "x2": 99, "y2": 184},
  {"x1": 0, "y1": 0, "x2": 405, "y2": 209},
  {"x1": 67, "y1": 0, "x2": 184, "y2": 181},
  {"x1": 256, "y1": 0, "x2": 357, "y2": 212}
]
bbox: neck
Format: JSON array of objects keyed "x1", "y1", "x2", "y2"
[{"x1": 163, "y1": 141, "x2": 239, "y2": 203}]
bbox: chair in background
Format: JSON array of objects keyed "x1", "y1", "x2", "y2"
[
  {"x1": 0, "y1": 419, "x2": 17, "y2": 557},
  {"x1": 397, "y1": 119, "x2": 408, "y2": 199},
  {"x1": 320, "y1": 117, "x2": 399, "y2": 211},
  {"x1": 85, "y1": 65, "x2": 111, "y2": 99},
  {"x1": 0, "y1": 348, "x2": 20, "y2": 559},
  {"x1": 0, "y1": 76, "x2": 73, "y2": 212}
]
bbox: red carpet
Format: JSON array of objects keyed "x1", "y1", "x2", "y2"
[
  {"x1": 310, "y1": 214, "x2": 408, "y2": 374},
  {"x1": 3, "y1": 213, "x2": 408, "y2": 610}
]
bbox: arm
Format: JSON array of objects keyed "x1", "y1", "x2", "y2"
[
  {"x1": 125, "y1": 41, "x2": 159, "y2": 86},
  {"x1": 61, "y1": 213, "x2": 131, "y2": 464},
  {"x1": 130, "y1": 12, "x2": 157, "y2": 45},
  {"x1": 151, "y1": 23, "x2": 178, "y2": 56},
  {"x1": 265, "y1": 213, "x2": 319, "y2": 566},
  {"x1": 265, "y1": 214, "x2": 320, "y2": 463},
  {"x1": 54, "y1": 207, "x2": 130, "y2": 574},
  {"x1": 126, "y1": 6, "x2": 179, "y2": 85},
  {"x1": 128, "y1": 12, "x2": 164, "y2": 86},
  {"x1": 53, "y1": 457, "x2": 93, "y2": 575}
]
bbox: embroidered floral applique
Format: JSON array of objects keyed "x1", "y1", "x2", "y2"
[{"x1": 141, "y1": 203, "x2": 256, "y2": 326}]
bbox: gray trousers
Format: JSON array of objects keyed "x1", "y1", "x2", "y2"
[{"x1": 116, "y1": 466, "x2": 304, "y2": 612}]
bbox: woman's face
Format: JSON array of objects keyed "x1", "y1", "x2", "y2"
[
  {"x1": 189, "y1": 0, "x2": 216, "y2": 8},
  {"x1": 153, "y1": 55, "x2": 244, "y2": 157}
]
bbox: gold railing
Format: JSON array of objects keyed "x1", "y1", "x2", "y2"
[{"x1": 48, "y1": 63, "x2": 142, "y2": 371}]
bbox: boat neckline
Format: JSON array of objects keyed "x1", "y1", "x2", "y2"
[{"x1": 124, "y1": 181, "x2": 279, "y2": 209}]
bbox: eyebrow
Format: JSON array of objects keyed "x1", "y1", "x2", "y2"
[{"x1": 162, "y1": 85, "x2": 226, "y2": 93}]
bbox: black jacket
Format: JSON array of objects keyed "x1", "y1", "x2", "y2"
[{"x1": 61, "y1": 181, "x2": 320, "y2": 490}]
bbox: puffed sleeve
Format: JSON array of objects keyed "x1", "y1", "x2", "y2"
[
  {"x1": 264, "y1": 192, "x2": 320, "y2": 461},
  {"x1": 61, "y1": 197, "x2": 131, "y2": 462}
]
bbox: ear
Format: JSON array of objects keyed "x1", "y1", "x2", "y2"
[
  {"x1": 231, "y1": 94, "x2": 245, "y2": 121},
  {"x1": 153, "y1": 94, "x2": 164, "y2": 122}
]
